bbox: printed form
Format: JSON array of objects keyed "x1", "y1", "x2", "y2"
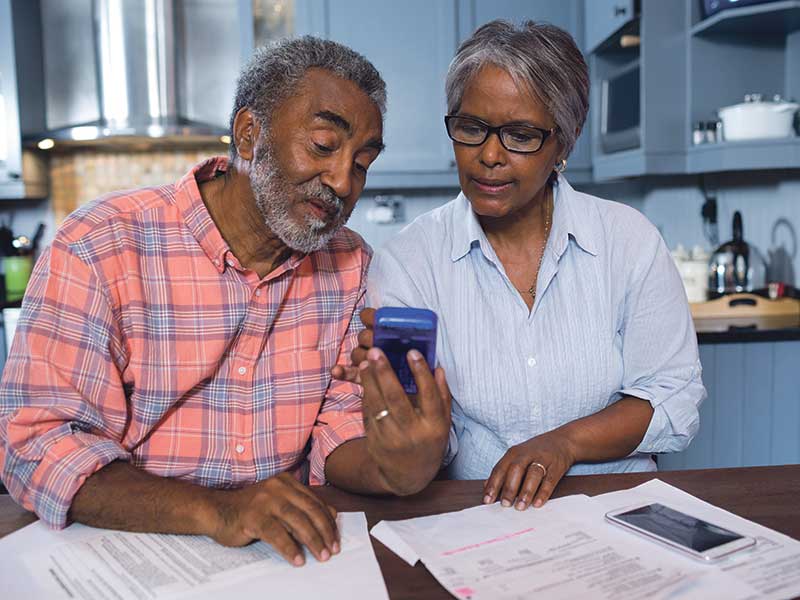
[
  {"x1": 372, "y1": 481, "x2": 800, "y2": 600},
  {"x1": 1, "y1": 512, "x2": 389, "y2": 600}
]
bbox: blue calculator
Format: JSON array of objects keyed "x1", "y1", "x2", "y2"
[{"x1": 373, "y1": 307, "x2": 437, "y2": 395}]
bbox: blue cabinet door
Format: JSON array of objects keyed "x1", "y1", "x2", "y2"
[
  {"x1": 457, "y1": 0, "x2": 591, "y2": 182},
  {"x1": 584, "y1": 0, "x2": 635, "y2": 53},
  {"x1": 657, "y1": 341, "x2": 800, "y2": 471},
  {"x1": 297, "y1": 0, "x2": 458, "y2": 178}
]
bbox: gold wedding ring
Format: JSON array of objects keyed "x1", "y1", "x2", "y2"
[
  {"x1": 528, "y1": 462, "x2": 547, "y2": 477},
  {"x1": 374, "y1": 408, "x2": 390, "y2": 422}
]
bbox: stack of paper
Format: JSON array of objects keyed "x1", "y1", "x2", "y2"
[
  {"x1": 371, "y1": 479, "x2": 800, "y2": 600},
  {"x1": 0, "y1": 512, "x2": 389, "y2": 600}
]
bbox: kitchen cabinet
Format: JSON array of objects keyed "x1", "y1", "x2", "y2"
[
  {"x1": 658, "y1": 339, "x2": 800, "y2": 471},
  {"x1": 587, "y1": 0, "x2": 800, "y2": 181},
  {"x1": 0, "y1": 0, "x2": 47, "y2": 200},
  {"x1": 295, "y1": 0, "x2": 589, "y2": 188},
  {"x1": 296, "y1": 0, "x2": 459, "y2": 189},
  {"x1": 589, "y1": 0, "x2": 688, "y2": 181},
  {"x1": 685, "y1": 0, "x2": 800, "y2": 174},
  {"x1": 584, "y1": 0, "x2": 636, "y2": 54}
]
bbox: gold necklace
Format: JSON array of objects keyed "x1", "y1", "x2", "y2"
[{"x1": 518, "y1": 189, "x2": 553, "y2": 301}]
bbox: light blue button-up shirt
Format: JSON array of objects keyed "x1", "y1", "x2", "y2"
[{"x1": 366, "y1": 176, "x2": 705, "y2": 479}]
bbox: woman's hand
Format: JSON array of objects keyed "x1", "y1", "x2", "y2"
[
  {"x1": 330, "y1": 308, "x2": 375, "y2": 384},
  {"x1": 483, "y1": 430, "x2": 577, "y2": 510}
]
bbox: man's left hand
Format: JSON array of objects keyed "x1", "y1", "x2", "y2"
[
  {"x1": 483, "y1": 430, "x2": 577, "y2": 510},
  {"x1": 360, "y1": 346, "x2": 451, "y2": 496}
]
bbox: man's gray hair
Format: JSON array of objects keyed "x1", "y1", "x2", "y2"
[
  {"x1": 228, "y1": 36, "x2": 387, "y2": 160},
  {"x1": 445, "y1": 20, "x2": 589, "y2": 160}
]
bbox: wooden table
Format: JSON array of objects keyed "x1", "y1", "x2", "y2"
[{"x1": 2, "y1": 465, "x2": 799, "y2": 599}]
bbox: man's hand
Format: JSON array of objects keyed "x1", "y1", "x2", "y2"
[
  {"x1": 209, "y1": 473, "x2": 339, "y2": 566},
  {"x1": 329, "y1": 306, "x2": 450, "y2": 496},
  {"x1": 360, "y1": 344, "x2": 451, "y2": 495},
  {"x1": 483, "y1": 430, "x2": 577, "y2": 510},
  {"x1": 71, "y1": 462, "x2": 339, "y2": 568}
]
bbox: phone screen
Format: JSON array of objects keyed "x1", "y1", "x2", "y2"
[
  {"x1": 613, "y1": 503, "x2": 744, "y2": 552},
  {"x1": 378, "y1": 329, "x2": 433, "y2": 394},
  {"x1": 374, "y1": 307, "x2": 437, "y2": 395}
]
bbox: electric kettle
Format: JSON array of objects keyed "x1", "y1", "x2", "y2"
[{"x1": 708, "y1": 211, "x2": 767, "y2": 298}]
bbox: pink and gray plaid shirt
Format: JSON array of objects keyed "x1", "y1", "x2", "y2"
[{"x1": 0, "y1": 157, "x2": 370, "y2": 528}]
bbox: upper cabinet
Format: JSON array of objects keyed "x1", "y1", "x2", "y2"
[
  {"x1": 296, "y1": 0, "x2": 459, "y2": 189},
  {"x1": 588, "y1": 0, "x2": 688, "y2": 181},
  {"x1": 685, "y1": 0, "x2": 800, "y2": 174},
  {"x1": 587, "y1": 0, "x2": 800, "y2": 181},
  {"x1": 584, "y1": 0, "x2": 637, "y2": 54},
  {"x1": 0, "y1": 0, "x2": 47, "y2": 200},
  {"x1": 295, "y1": 0, "x2": 589, "y2": 188}
]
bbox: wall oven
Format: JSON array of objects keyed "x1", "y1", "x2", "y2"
[{"x1": 600, "y1": 58, "x2": 641, "y2": 154}]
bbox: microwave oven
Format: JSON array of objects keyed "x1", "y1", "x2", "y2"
[
  {"x1": 600, "y1": 60, "x2": 641, "y2": 154},
  {"x1": 703, "y1": 0, "x2": 783, "y2": 17}
]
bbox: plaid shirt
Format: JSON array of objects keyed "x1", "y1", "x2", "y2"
[{"x1": 0, "y1": 157, "x2": 370, "y2": 528}]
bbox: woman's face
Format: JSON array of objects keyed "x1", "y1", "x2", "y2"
[{"x1": 452, "y1": 65, "x2": 563, "y2": 221}]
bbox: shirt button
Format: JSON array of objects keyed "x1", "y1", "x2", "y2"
[
  {"x1": 255, "y1": 289, "x2": 261, "y2": 297},
  {"x1": 238, "y1": 366, "x2": 247, "y2": 375},
  {"x1": 527, "y1": 357, "x2": 537, "y2": 367},
  {"x1": 226, "y1": 259, "x2": 235, "y2": 267},
  {"x1": 213, "y1": 258, "x2": 220, "y2": 266},
  {"x1": 235, "y1": 444, "x2": 245, "y2": 454}
]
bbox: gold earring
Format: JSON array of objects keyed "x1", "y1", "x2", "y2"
[{"x1": 555, "y1": 159, "x2": 567, "y2": 173}]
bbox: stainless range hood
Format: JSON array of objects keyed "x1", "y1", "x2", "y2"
[{"x1": 34, "y1": 0, "x2": 248, "y2": 148}]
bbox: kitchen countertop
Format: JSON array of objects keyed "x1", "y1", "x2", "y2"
[{"x1": 696, "y1": 327, "x2": 800, "y2": 344}]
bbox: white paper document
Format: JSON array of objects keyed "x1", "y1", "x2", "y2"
[
  {"x1": 592, "y1": 479, "x2": 800, "y2": 600},
  {"x1": 1, "y1": 512, "x2": 389, "y2": 600},
  {"x1": 371, "y1": 480, "x2": 800, "y2": 600}
]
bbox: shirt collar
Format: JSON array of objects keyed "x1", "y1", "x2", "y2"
[
  {"x1": 174, "y1": 156, "x2": 233, "y2": 273},
  {"x1": 450, "y1": 192, "x2": 485, "y2": 262},
  {"x1": 549, "y1": 174, "x2": 598, "y2": 259},
  {"x1": 450, "y1": 174, "x2": 599, "y2": 263},
  {"x1": 173, "y1": 156, "x2": 306, "y2": 276}
]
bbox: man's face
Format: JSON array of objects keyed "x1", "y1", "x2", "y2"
[{"x1": 249, "y1": 68, "x2": 384, "y2": 253}]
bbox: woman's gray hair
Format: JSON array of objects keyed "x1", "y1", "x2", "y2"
[
  {"x1": 228, "y1": 36, "x2": 387, "y2": 160},
  {"x1": 445, "y1": 20, "x2": 589, "y2": 160}
]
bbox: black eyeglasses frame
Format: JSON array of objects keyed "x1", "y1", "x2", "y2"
[{"x1": 444, "y1": 114, "x2": 558, "y2": 154}]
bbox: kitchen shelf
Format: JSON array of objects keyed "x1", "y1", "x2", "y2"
[
  {"x1": 592, "y1": 148, "x2": 686, "y2": 181},
  {"x1": 686, "y1": 137, "x2": 800, "y2": 174},
  {"x1": 691, "y1": 0, "x2": 800, "y2": 36}
]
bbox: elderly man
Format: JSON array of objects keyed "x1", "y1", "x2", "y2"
[{"x1": 0, "y1": 37, "x2": 451, "y2": 566}]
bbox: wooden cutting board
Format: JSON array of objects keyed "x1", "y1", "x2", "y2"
[{"x1": 690, "y1": 293, "x2": 800, "y2": 332}]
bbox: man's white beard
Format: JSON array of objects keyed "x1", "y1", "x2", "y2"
[{"x1": 249, "y1": 141, "x2": 351, "y2": 254}]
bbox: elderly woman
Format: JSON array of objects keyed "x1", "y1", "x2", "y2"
[{"x1": 337, "y1": 20, "x2": 704, "y2": 510}]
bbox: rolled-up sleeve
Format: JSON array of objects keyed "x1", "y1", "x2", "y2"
[
  {"x1": 615, "y1": 232, "x2": 705, "y2": 455},
  {"x1": 0, "y1": 240, "x2": 131, "y2": 528},
  {"x1": 308, "y1": 255, "x2": 370, "y2": 485}
]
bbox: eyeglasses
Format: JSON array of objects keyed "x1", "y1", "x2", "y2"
[{"x1": 444, "y1": 115, "x2": 557, "y2": 154}]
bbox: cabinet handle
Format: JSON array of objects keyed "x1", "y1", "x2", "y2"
[{"x1": 614, "y1": 5, "x2": 627, "y2": 16}]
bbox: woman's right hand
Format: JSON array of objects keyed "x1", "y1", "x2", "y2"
[{"x1": 330, "y1": 307, "x2": 375, "y2": 384}]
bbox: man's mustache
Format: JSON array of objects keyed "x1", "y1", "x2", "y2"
[{"x1": 300, "y1": 180, "x2": 343, "y2": 215}]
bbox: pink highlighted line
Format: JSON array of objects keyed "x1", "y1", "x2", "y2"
[{"x1": 441, "y1": 527, "x2": 536, "y2": 556}]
